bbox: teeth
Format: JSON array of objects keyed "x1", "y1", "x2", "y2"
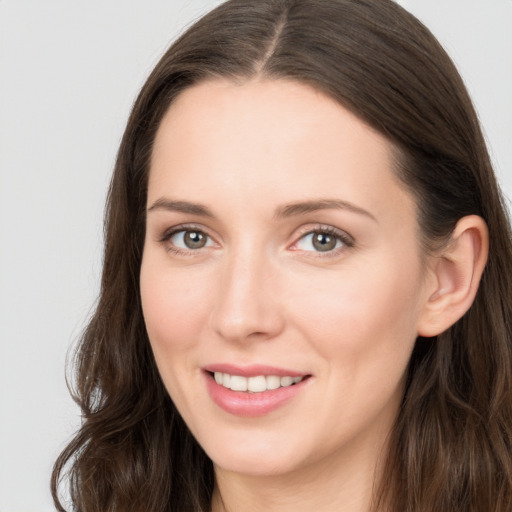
[
  {"x1": 280, "y1": 376, "x2": 294, "y2": 387},
  {"x1": 248, "y1": 376, "x2": 266, "y2": 392},
  {"x1": 229, "y1": 375, "x2": 247, "y2": 391},
  {"x1": 266, "y1": 375, "x2": 281, "y2": 390},
  {"x1": 213, "y1": 372, "x2": 305, "y2": 393}
]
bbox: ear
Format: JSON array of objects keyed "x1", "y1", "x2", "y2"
[{"x1": 418, "y1": 215, "x2": 489, "y2": 337}]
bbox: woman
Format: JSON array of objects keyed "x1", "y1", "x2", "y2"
[{"x1": 52, "y1": 0, "x2": 512, "y2": 510}]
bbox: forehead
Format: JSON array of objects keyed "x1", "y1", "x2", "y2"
[
  {"x1": 152, "y1": 78, "x2": 391, "y2": 167},
  {"x1": 148, "y1": 78, "x2": 415, "y2": 227}
]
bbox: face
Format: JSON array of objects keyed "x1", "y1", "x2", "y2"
[{"x1": 140, "y1": 79, "x2": 432, "y2": 479}]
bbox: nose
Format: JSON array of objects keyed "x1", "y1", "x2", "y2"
[{"x1": 209, "y1": 247, "x2": 285, "y2": 344}]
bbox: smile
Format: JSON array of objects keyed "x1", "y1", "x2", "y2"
[
  {"x1": 213, "y1": 372, "x2": 304, "y2": 393},
  {"x1": 204, "y1": 366, "x2": 312, "y2": 417}
]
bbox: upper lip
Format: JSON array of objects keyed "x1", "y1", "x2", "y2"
[{"x1": 203, "y1": 363, "x2": 309, "y2": 378}]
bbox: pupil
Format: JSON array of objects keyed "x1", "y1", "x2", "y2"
[
  {"x1": 184, "y1": 231, "x2": 206, "y2": 249},
  {"x1": 313, "y1": 233, "x2": 336, "y2": 252}
]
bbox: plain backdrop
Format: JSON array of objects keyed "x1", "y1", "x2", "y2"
[{"x1": 0, "y1": 1, "x2": 511, "y2": 510}]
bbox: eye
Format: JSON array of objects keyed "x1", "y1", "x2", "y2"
[
  {"x1": 163, "y1": 228, "x2": 215, "y2": 251},
  {"x1": 294, "y1": 228, "x2": 352, "y2": 253}
]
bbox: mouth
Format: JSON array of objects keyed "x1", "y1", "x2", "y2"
[
  {"x1": 209, "y1": 371, "x2": 306, "y2": 393},
  {"x1": 203, "y1": 366, "x2": 312, "y2": 417}
]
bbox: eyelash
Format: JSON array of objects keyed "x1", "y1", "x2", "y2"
[
  {"x1": 158, "y1": 224, "x2": 355, "y2": 257},
  {"x1": 158, "y1": 224, "x2": 214, "y2": 256},
  {"x1": 291, "y1": 225, "x2": 355, "y2": 257}
]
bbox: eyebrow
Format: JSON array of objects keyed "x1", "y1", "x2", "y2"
[
  {"x1": 147, "y1": 198, "x2": 214, "y2": 217},
  {"x1": 274, "y1": 199, "x2": 377, "y2": 222},
  {"x1": 147, "y1": 197, "x2": 376, "y2": 222}
]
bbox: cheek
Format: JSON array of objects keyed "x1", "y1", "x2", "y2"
[
  {"x1": 287, "y1": 253, "x2": 424, "y2": 363},
  {"x1": 140, "y1": 261, "x2": 213, "y2": 355},
  {"x1": 140, "y1": 260, "x2": 216, "y2": 413}
]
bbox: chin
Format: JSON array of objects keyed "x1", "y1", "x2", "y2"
[
  {"x1": 194, "y1": 425, "x2": 314, "y2": 478},
  {"x1": 211, "y1": 450, "x2": 300, "y2": 477}
]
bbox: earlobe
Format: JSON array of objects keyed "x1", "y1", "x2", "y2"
[{"x1": 418, "y1": 215, "x2": 489, "y2": 338}]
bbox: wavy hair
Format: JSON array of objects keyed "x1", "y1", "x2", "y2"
[{"x1": 52, "y1": 0, "x2": 512, "y2": 510}]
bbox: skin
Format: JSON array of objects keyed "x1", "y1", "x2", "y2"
[{"x1": 140, "y1": 79, "x2": 443, "y2": 512}]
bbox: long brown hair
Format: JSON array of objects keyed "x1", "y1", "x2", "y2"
[{"x1": 52, "y1": 1, "x2": 512, "y2": 510}]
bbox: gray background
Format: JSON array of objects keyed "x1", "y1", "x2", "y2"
[{"x1": 1, "y1": 1, "x2": 511, "y2": 510}]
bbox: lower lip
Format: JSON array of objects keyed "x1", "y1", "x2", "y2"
[{"x1": 204, "y1": 373, "x2": 310, "y2": 417}]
